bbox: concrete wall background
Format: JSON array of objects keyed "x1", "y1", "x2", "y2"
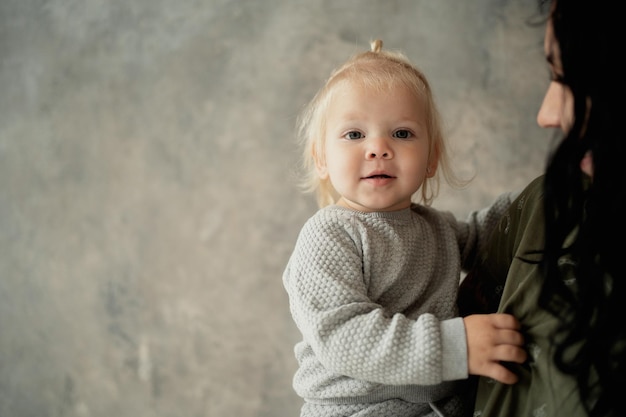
[{"x1": 0, "y1": 1, "x2": 551, "y2": 416}]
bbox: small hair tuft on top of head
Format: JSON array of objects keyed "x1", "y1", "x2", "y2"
[{"x1": 370, "y1": 39, "x2": 383, "y2": 53}]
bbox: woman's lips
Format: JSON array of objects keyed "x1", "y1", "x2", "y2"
[{"x1": 580, "y1": 150, "x2": 593, "y2": 178}]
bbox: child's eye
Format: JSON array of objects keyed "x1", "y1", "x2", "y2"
[
  {"x1": 393, "y1": 130, "x2": 413, "y2": 139},
  {"x1": 344, "y1": 131, "x2": 364, "y2": 140}
]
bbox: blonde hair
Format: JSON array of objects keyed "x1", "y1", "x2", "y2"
[{"x1": 297, "y1": 39, "x2": 466, "y2": 208}]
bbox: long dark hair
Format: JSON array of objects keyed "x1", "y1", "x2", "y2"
[{"x1": 539, "y1": 0, "x2": 626, "y2": 416}]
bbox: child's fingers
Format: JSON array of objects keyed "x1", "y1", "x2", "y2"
[
  {"x1": 485, "y1": 363, "x2": 519, "y2": 385},
  {"x1": 489, "y1": 313, "x2": 521, "y2": 330},
  {"x1": 493, "y1": 344, "x2": 527, "y2": 364},
  {"x1": 495, "y1": 328, "x2": 525, "y2": 346}
]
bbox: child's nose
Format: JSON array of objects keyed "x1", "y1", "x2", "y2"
[{"x1": 365, "y1": 138, "x2": 393, "y2": 159}]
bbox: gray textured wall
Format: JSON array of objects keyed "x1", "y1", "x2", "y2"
[{"x1": 0, "y1": 1, "x2": 551, "y2": 416}]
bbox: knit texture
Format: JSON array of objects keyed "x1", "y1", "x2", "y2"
[{"x1": 283, "y1": 193, "x2": 515, "y2": 416}]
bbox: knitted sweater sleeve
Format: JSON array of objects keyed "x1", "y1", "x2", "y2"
[
  {"x1": 457, "y1": 191, "x2": 519, "y2": 270},
  {"x1": 283, "y1": 212, "x2": 461, "y2": 386}
]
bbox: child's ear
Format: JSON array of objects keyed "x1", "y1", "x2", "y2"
[
  {"x1": 426, "y1": 158, "x2": 438, "y2": 178},
  {"x1": 313, "y1": 147, "x2": 329, "y2": 179},
  {"x1": 427, "y1": 142, "x2": 440, "y2": 178},
  {"x1": 315, "y1": 158, "x2": 329, "y2": 179}
]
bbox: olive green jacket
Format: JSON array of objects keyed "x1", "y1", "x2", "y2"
[{"x1": 458, "y1": 175, "x2": 587, "y2": 417}]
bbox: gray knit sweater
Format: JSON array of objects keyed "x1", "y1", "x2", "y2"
[{"x1": 283, "y1": 194, "x2": 515, "y2": 416}]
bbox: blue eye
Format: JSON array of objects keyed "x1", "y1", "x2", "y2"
[
  {"x1": 344, "y1": 131, "x2": 364, "y2": 140},
  {"x1": 393, "y1": 130, "x2": 412, "y2": 139}
]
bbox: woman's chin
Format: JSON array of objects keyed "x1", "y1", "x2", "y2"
[{"x1": 580, "y1": 150, "x2": 593, "y2": 178}]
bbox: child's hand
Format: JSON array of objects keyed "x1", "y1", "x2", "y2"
[{"x1": 463, "y1": 313, "x2": 526, "y2": 384}]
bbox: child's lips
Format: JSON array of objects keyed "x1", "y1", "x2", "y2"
[
  {"x1": 362, "y1": 170, "x2": 395, "y2": 179},
  {"x1": 364, "y1": 174, "x2": 392, "y2": 179},
  {"x1": 362, "y1": 173, "x2": 396, "y2": 185}
]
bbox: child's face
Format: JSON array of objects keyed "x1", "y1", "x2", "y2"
[{"x1": 316, "y1": 80, "x2": 435, "y2": 212}]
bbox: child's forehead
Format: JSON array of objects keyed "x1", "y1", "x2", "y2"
[
  {"x1": 328, "y1": 78, "x2": 422, "y2": 101},
  {"x1": 325, "y1": 80, "x2": 427, "y2": 121}
]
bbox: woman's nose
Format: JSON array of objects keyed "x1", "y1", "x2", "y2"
[{"x1": 537, "y1": 81, "x2": 563, "y2": 129}]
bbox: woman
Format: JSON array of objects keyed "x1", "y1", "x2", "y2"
[{"x1": 459, "y1": 0, "x2": 626, "y2": 416}]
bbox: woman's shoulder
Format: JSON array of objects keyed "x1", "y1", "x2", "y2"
[
  {"x1": 518, "y1": 175, "x2": 545, "y2": 203},
  {"x1": 510, "y1": 175, "x2": 545, "y2": 225}
]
